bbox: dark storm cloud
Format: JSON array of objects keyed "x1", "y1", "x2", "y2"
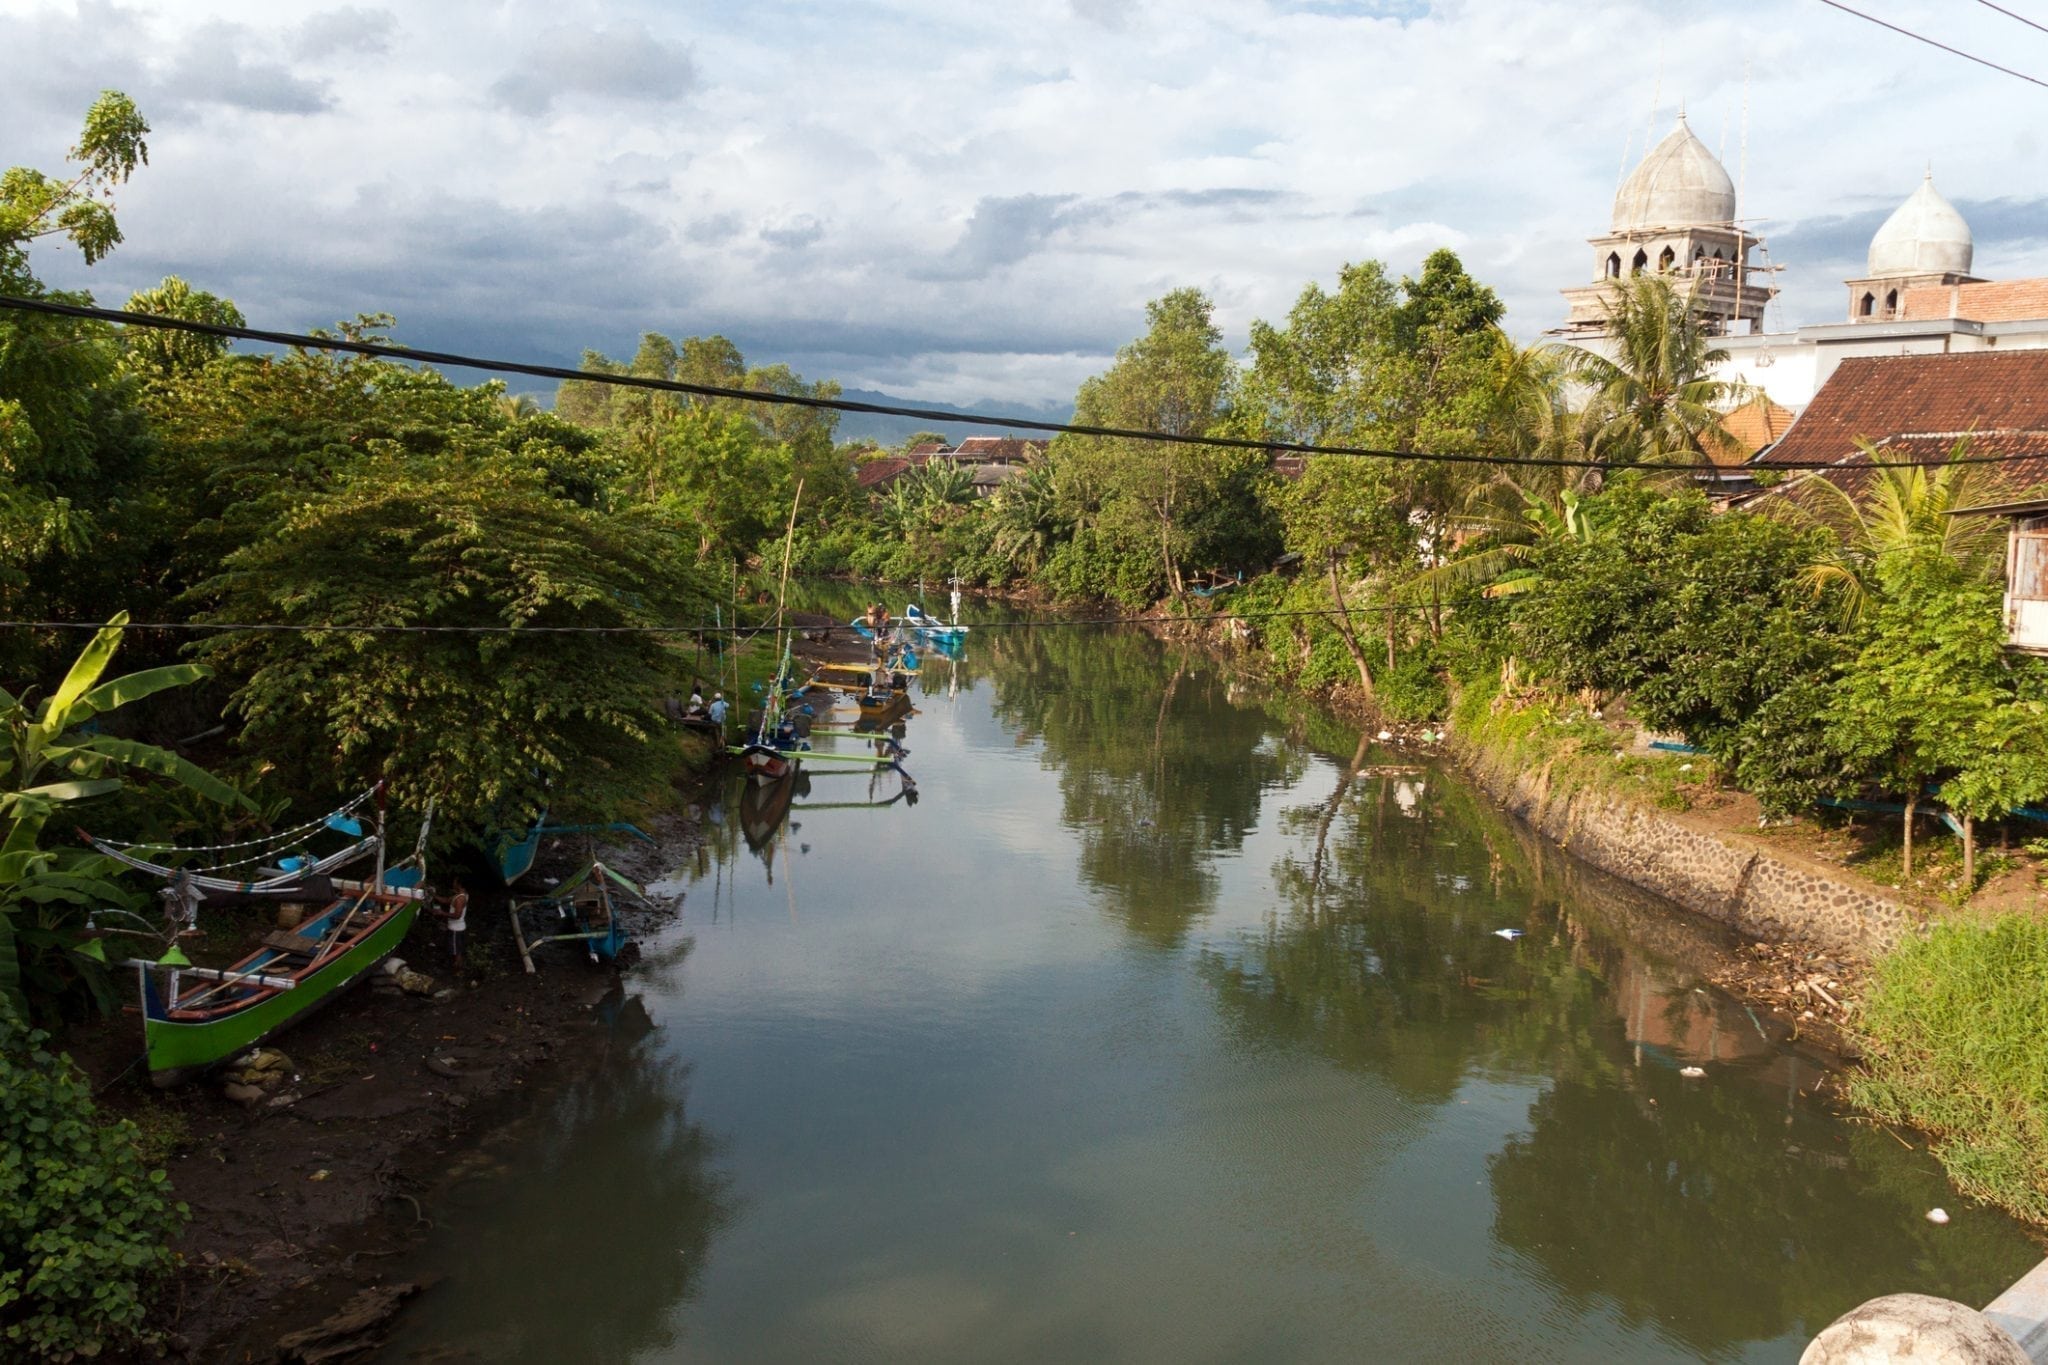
[
  {"x1": 292, "y1": 7, "x2": 396, "y2": 61},
  {"x1": 159, "y1": 22, "x2": 334, "y2": 114},
  {"x1": 489, "y1": 23, "x2": 697, "y2": 117}
]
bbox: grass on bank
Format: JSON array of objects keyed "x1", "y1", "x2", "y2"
[
  {"x1": 1446, "y1": 673, "x2": 1721, "y2": 812},
  {"x1": 1850, "y1": 915, "x2": 2048, "y2": 1226}
]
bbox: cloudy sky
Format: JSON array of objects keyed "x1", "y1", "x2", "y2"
[{"x1": 6, "y1": 0, "x2": 2047, "y2": 412}]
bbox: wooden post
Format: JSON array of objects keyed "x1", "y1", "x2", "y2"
[{"x1": 510, "y1": 902, "x2": 536, "y2": 975}]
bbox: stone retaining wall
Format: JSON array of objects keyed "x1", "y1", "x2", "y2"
[{"x1": 1463, "y1": 748, "x2": 1916, "y2": 960}]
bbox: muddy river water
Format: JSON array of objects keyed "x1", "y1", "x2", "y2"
[{"x1": 384, "y1": 617, "x2": 2040, "y2": 1362}]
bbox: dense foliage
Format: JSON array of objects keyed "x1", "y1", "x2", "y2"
[{"x1": 0, "y1": 1033, "x2": 187, "y2": 1360}]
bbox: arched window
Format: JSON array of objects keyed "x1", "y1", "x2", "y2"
[
  {"x1": 1657, "y1": 246, "x2": 1676, "y2": 273},
  {"x1": 1632, "y1": 249, "x2": 1649, "y2": 275},
  {"x1": 1860, "y1": 292, "x2": 1876, "y2": 317},
  {"x1": 1693, "y1": 246, "x2": 1706, "y2": 264},
  {"x1": 1606, "y1": 252, "x2": 1621, "y2": 279},
  {"x1": 1885, "y1": 289, "x2": 1900, "y2": 317}
]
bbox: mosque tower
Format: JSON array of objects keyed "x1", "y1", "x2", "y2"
[
  {"x1": 1841, "y1": 174, "x2": 1980, "y2": 322},
  {"x1": 1558, "y1": 114, "x2": 1776, "y2": 336}
]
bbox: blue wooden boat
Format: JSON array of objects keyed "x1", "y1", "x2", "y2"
[{"x1": 494, "y1": 813, "x2": 653, "y2": 885}]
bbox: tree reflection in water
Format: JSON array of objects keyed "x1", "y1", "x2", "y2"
[
  {"x1": 986, "y1": 626, "x2": 1304, "y2": 945},
  {"x1": 386, "y1": 991, "x2": 733, "y2": 1363},
  {"x1": 1199, "y1": 745, "x2": 2040, "y2": 1355}
]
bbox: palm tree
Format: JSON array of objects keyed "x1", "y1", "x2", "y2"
[
  {"x1": 1776, "y1": 437, "x2": 2007, "y2": 624},
  {"x1": 1556, "y1": 274, "x2": 1745, "y2": 465}
]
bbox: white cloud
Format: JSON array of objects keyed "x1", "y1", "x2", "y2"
[
  {"x1": 6, "y1": 0, "x2": 2044, "y2": 405},
  {"x1": 489, "y1": 22, "x2": 696, "y2": 117}
]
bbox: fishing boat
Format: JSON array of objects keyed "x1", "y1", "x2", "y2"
[
  {"x1": 495, "y1": 812, "x2": 653, "y2": 885},
  {"x1": 82, "y1": 786, "x2": 436, "y2": 1086},
  {"x1": 902, "y1": 602, "x2": 969, "y2": 648},
  {"x1": 508, "y1": 858, "x2": 649, "y2": 971}
]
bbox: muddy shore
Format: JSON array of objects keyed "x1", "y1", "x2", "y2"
[{"x1": 72, "y1": 806, "x2": 707, "y2": 1363}]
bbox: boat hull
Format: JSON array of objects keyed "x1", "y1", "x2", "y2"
[
  {"x1": 739, "y1": 742, "x2": 795, "y2": 783},
  {"x1": 143, "y1": 901, "x2": 418, "y2": 1085}
]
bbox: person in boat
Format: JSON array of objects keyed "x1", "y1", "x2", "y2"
[
  {"x1": 685, "y1": 685, "x2": 707, "y2": 719},
  {"x1": 708, "y1": 691, "x2": 728, "y2": 729}
]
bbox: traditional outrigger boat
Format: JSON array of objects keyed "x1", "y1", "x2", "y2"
[
  {"x1": 82, "y1": 786, "x2": 436, "y2": 1087},
  {"x1": 494, "y1": 812, "x2": 652, "y2": 884},
  {"x1": 508, "y1": 858, "x2": 650, "y2": 972}
]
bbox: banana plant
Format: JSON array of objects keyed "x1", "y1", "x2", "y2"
[{"x1": 1, "y1": 613, "x2": 250, "y2": 1028}]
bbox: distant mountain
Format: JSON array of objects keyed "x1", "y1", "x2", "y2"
[
  {"x1": 830, "y1": 388, "x2": 1073, "y2": 447},
  {"x1": 517, "y1": 381, "x2": 1072, "y2": 449}
]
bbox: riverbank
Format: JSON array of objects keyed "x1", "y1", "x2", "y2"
[{"x1": 67, "y1": 804, "x2": 708, "y2": 1362}]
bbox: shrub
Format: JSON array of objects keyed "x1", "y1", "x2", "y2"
[{"x1": 0, "y1": 1035, "x2": 187, "y2": 1360}]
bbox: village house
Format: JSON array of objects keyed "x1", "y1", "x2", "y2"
[{"x1": 853, "y1": 436, "x2": 1046, "y2": 496}]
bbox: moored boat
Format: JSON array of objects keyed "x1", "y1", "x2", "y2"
[{"x1": 84, "y1": 787, "x2": 439, "y2": 1086}]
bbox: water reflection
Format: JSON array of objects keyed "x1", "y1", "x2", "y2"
[
  {"x1": 1198, "y1": 739, "x2": 2040, "y2": 1356},
  {"x1": 388, "y1": 994, "x2": 732, "y2": 1363},
  {"x1": 392, "y1": 613, "x2": 2043, "y2": 1364},
  {"x1": 985, "y1": 626, "x2": 1305, "y2": 944}
]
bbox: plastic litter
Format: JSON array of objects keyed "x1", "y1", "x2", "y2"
[
  {"x1": 1926, "y1": 1208, "x2": 1950, "y2": 1225},
  {"x1": 1679, "y1": 1065, "x2": 1705, "y2": 1078},
  {"x1": 1493, "y1": 928, "x2": 1523, "y2": 940}
]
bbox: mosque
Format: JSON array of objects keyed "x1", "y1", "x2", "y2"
[{"x1": 1555, "y1": 115, "x2": 2048, "y2": 413}]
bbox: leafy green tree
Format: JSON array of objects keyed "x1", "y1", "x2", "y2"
[
  {"x1": 0, "y1": 94, "x2": 156, "y2": 664},
  {"x1": 119, "y1": 275, "x2": 244, "y2": 379},
  {"x1": 1269, "y1": 457, "x2": 1409, "y2": 692},
  {"x1": 1829, "y1": 551, "x2": 2048, "y2": 881},
  {"x1": 0, "y1": 90, "x2": 149, "y2": 271},
  {"x1": 194, "y1": 442, "x2": 709, "y2": 833},
  {"x1": 1518, "y1": 483, "x2": 1851, "y2": 809},
  {"x1": 640, "y1": 404, "x2": 796, "y2": 564},
  {"x1": 1051, "y1": 289, "x2": 1247, "y2": 601}
]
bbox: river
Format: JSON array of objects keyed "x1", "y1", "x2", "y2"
[{"x1": 384, "y1": 613, "x2": 2041, "y2": 1362}]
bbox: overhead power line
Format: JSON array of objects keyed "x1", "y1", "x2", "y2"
[
  {"x1": 0, "y1": 603, "x2": 1455, "y2": 637},
  {"x1": 0, "y1": 292, "x2": 2037, "y2": 473},
  {"x1": 1815, "y1": 0, "x2": 2048, "y2": 88},
  {"x1": 1975, "y1": 0, "x2": 2048, "y2": 38}
]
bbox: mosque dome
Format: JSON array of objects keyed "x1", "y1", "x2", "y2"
[
  {"x1": 1612, "y1": 116, "x2": 1737, "y2": 231},
  {"x1": 1866, "y1": 175, "x2": 1973, "y2": 277}
]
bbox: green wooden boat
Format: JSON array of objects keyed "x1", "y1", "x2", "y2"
[{"x1": 134, "y1": 878, "x2": 424, "y2": 1086}]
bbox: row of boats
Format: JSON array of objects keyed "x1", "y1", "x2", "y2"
[{"x1": 74, "y1": 600, "x2": 968, "y2": 1088}]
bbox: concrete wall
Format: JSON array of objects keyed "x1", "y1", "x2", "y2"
[{"x1": 1462, "y1": 749, "x2": 1915, "y2": 960}]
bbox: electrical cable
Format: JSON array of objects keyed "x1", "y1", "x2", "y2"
[
  {"x1": 0, "y1": 603, "x2": 1461, "y2": 636},
  {"x1": 1975, "y1": 0, "x2": 2048, "y2": 38},
  {"x1": 1815, "y1": 0, "x2": 2048, "y2": 88},
  {"x1": 0, "y1": 292, "x2": 2038, "y2": 472}
]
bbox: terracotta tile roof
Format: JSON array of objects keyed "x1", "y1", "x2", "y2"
[
  {"x1": 1898, "y1": 277, "x2": 2048, "y2": 323},
  {"x1": 1715, "y1": 396, "x2": 1796, "y2": 460},
  {"x1": 903, "y1": 442, "x2": 947, "y2": 460},
  {"x1": 950, "y1": 436, "x2": 1046, "y2": 463},
  {"x1": 1752, "y1": 351, "x2": 2048, "y2": 503},
  {"x1": 854, "y1": 457, "x2": 913, "y2": 490}
]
